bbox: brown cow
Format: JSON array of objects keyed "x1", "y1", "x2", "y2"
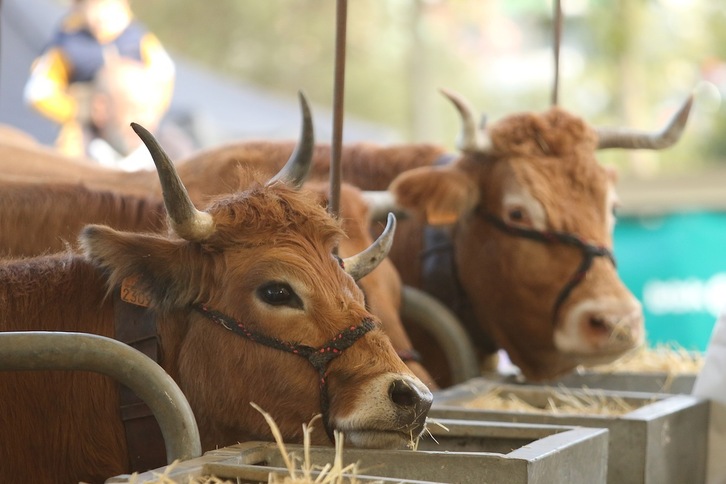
[
  {"x1": 153, "y1": 91, "x2": 695, "y2": 383},
  {"x1": 0, "y1": 178, "x2": 436, "y2": 388},
  {"x1": 0, "y1": 91, "x2": 692, "y2": 383},
  {"x1": 0, "y1": 180, "x2": 166, "y2": 257},
  {"x1": 0, "y1": 94, "x2": 436, "y2": 388},
  {"x1": 0, "y1": 124, "x2": 432, "y2": 483}
]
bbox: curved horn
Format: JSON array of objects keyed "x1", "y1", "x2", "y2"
[
  {"x1": 267, "y1": 91, "x2": 315, "y2": 188},
  {"x1": 440, "y1": 88, "x2": 493, "y2": 154},
  {"x1": 131, "y1": 122, "x2": 214, "y2": 241},
  {"x1": 596, "y1": 94, "x2": 694, "y2": 150},
  {"x1": 343, "y1": 212, "x2": 396, "y2": 281}
]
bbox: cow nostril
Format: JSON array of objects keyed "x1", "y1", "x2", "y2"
[
  {"x1": 389, "y1": 379, "x2": 419, "y2": 408},
  {"x1": 589, "y1": 316, "x2": 610, "y2": 334}
]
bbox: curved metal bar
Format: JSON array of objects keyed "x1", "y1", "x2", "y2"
[
  {"x1": 0, "y1": 331, "x2": 202, "y2": 464},
  {"x1": 400, "y1": 286, "x2": 480, "y2": 384}
]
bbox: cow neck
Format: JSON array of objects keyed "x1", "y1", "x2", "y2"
[
  {"x1": 420, "y1": 152, "x2": 500, "y2": 355},
  {"x1": 420, "y1": 225, "x2": 498, "y2": 356},
  {"x1": 113, "y1": 291, "x2": 167, "y2": 472},
  {"x1": 481, "y1": 212, "x2": 616, "y2": 323},
  {"x1": 193, "y1": 304, "x2": 375, "y2": 443}
]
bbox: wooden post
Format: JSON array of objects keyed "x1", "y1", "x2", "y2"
[
  {"x1": 329, "y1": 0, "x2": 348, "y2": 223},
  {"x1": 552, "y1": 0, "x2": 562, "y2": 107}
]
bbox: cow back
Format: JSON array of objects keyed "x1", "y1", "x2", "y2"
[{"x1": 0, "y1": 254, "x2": 128, "y2": 483}]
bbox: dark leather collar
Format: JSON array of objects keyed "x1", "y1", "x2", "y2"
[
  {"x1": 113, "y1": 289, "x2": 167, "y2": 472},
  {"x1": 420, "y1": 226, "x2": 497, "y2": 356}
]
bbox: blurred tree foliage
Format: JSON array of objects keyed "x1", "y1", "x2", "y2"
[{"x1": 131, "y1": 0, "x2": 726, "y2": 174}]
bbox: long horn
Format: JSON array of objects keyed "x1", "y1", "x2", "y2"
[
  {"x1": 440, "y1": 88, "x2": 493, "y2": 154},
  {"x1": 267, "y1": 91, "x2": 315, "y2": 188},
  {"x1": 343, "y1": 212, "x2": 396, "y2": 281},
  {"x1": 131, "y1": 122, "x2": 214, "y2": 241},
  {"x1": 596, "y1": 94, "x2": 694, "y2": 150}
]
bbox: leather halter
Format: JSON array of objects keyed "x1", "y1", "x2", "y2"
[
  {"x1": 194, "y1": 304, "x2": 375, "y2": 442},
  {"x1": 481, "y1": 212, "x2": 616, "y2": 322},
  {"x1": 420, "y1": 226, "x2": 497, "y2": 355},
  {"x1": 418, "y1": 151, "x2": 499, "y2": 355},
  {"x1": 113, "y1": 291, "x2": 166, "y2": 472}
]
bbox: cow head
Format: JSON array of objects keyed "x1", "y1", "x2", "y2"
[
  {"x1": 305, "y1": 181, "x2": 438, "y2": 389},
  {"x1": 390, "y1": 89, "x2": 692, "y2": 381},
  {"x1": 80, "y1": 120, "x2": 433, "y2": 450}
]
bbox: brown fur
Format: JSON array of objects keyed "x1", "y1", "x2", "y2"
[
  {"x1": 0, "y1": 140, "x2": 437, "y2": 387},
  {"x1": 1, "y1": 113, "x2": 632, "y2": 384},
  {"x1": 1, "y1": 177, "x2": 425, "y2": 482},
  {"x1": 0, "y1": 180, "x2": 166, "y2": 257},
  {"x1": 390, "y1": 108, "x2": 639, "y2": 381},
  {"x1": 0, "y1": 255, "x2": 128, "y2": 483}
]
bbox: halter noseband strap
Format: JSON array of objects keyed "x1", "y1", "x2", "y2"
[
  {"x1": 482, "y1": 213, "x2": 615, "y2": 322},
  {"x1": 194, "y1": 304, "x2": 375, "y2": 442}
]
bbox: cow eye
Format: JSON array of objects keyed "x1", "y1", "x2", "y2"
[
  {"x1": 505, "y1": 206, "x2": 532, "y2": 226},
  {"x1": 257, "y1": 282, "x2": 303, "y2": 309}
]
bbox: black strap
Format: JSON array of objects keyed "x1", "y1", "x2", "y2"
[
  {"x1": 194, "y1": 304, "x2": 375, "y2": 442},
  {"x1": 420, "y1": 226, "x2": 497, "y2": 355},
  {"x1": 482, "y1": 212, "x2": 615, "y2": 322},
  {"x1": 113, "y1": 291, "x2": 166, "y2": 472}
]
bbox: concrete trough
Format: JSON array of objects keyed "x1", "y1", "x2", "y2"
[
  {"x1": 431, "y1": 378, "x2": 709, "y2": 484},
  {"x1": 109, "y1": 419, "x2": 608, "y2": 483}
]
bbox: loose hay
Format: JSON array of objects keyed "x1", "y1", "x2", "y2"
[
  {"x1": 250, "y1": 402, "x2": 371, "y2": 484},
  {"x1": 585, "y1": 344, "x2": 703, "y2": 375},
  {"x1": 462, "y1": 386, "x2": 639, "y2": 416},
  {"x1": 407, "y1": 419, "x2": 447, "y2": 451},
  {"x1": 124, "y1": 404, "x2": 372, "y2": 484}
]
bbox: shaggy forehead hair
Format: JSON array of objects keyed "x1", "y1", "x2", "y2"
[
  {"x1": 489, "y1": 107, "x2": 598, "y2": 158},
  {"x1": 204, "y1": 182, "x2": 344, "y2": 251},
  {"x1": 486, "y1": 107, "x2": 609, "y2": 234}
]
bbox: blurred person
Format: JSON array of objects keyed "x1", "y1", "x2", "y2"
[
  {"x1": 84, "y1": 56, "x2": 193, "y2": 170},
  {"x1": 23, "y1": 0, "x2": 175, "y2": 160}
]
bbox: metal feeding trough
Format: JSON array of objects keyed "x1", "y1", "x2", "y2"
[
  {"x1": 109, "y1": 419, "x2": 608, "y2": 483},
  {"x1": 540, "y1": 370, "x2": 697, "y2": 395},
  {"x1": 431, "y1": 378, "x2": 709, "y2": 484},
  {"x1": 490, "y1": 369, "x2": 697, "y2": 395}
]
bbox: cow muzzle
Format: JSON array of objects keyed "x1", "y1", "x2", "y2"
[
  {"x1": 555, "y1": 297, "x2": 645, "y2": 363},
  {"x1": 335, "y1": 372, "x2": 433, "y2": 449},
  {"x1": 389, "y1": 375, "x2": 433, "y2": 434}
]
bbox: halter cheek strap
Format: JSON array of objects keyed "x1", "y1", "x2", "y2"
[
  {"x1": 482, "y1": 213, "x2": 615, "y2": 323},
  {"x1": 194, "y1": 304, "x2": 375, "y2": 442}
]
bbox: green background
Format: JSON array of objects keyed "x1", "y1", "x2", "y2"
[{"x1": 615, "y1": 211, "x2": 726, "y2": 352}]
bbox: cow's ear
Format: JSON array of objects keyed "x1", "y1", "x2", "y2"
[
  {"x1": 389, "y1": 166, "x2": 478, "y2": 225},
  {"x1": 80, "y1": 225, "x2": 199, "y2": 309}
]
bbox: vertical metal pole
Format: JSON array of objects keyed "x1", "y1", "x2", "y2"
[
  {"x1": 551, "y1": 0, "x2": 562, "y2": 106},
  {"x1": 329, "y1": 0, "x2": 347, "y2": 223}
]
